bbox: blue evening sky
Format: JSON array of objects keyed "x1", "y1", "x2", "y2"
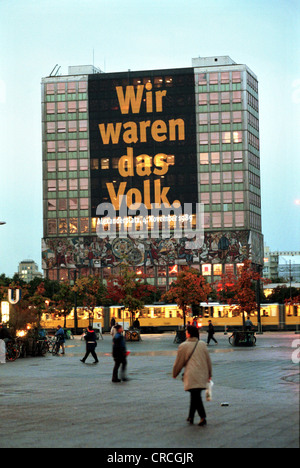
[{"x1": 0, "y1": 0, "x2": 299, "y2": 276}]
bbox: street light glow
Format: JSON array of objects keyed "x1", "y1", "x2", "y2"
[{"x1": 295, "y1": 199, "x2": 300, "y2": 205}]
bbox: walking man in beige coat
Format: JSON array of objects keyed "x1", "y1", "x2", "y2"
[{"x1": 173, "y1": 325, "x2": 212, "y2": 426}]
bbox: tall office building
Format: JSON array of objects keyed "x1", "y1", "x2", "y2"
[{"x1": 41, "y1": 56, "x2": 263, "y2": 287}]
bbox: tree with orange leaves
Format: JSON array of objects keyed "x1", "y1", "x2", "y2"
[
  {"x1": 162, "y1": 268, "x2": 212, "y2": 329},
  {"x1": 216, "y1": 260, "x2": 263, "y2": 329}
]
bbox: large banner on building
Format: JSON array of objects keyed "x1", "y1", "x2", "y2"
[{"x1": 88, "y1": 69, "x2": 198, "y2": 237}]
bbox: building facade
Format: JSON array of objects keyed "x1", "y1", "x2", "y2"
[
  {"x1": 41, "y1": 56, "x2": 264, "y2": 288},
  {"x1": 18, "y1": 259, "x2": 43, "y2": 283}
]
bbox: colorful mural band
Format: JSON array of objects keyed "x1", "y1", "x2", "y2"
[{"x1": 42, "y1": 230, "x2": 263, "y2": 272}]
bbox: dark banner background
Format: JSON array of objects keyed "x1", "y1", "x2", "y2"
[{"x1": 88, "y1": 68, "x2": 198, "y2": 217}]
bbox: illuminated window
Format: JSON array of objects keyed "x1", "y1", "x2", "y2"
[
  {"x1": 69, "y1": 179, "x2": 78, "y2": 190},
  {"x1": 47, "y1": 122, "x2": 55, "y2": 133},
  {"x1": 91, "y1": 159, "x2": 99, "y2": 170},
  {"x1": 221, "y1": 112, "x2": 230, "y2": 124},
  {"x1": 200, "y1": 173, "x2": 209, "y2": 185},
  {"x1": 47, "y1": 141, "x2": 55, "y2": 153},
  {"x1": 221, "y1": 92, "x2": 230, "y2": 104},
  {"x1": 79, "y1": 139, "x2": 88, "y2": 151},
  {"x1": 200, "y1": 153, "x2": 209, "y2": 165},
  {"x1": 80, "y1": 198, "x2": 89, "y2": 209},
  {"x1": 210, "y1": 93, "x2": 218, "y2": 105},
  {"x1": 46, "y1": 83, "x2": 55, "y2": 94},
  {"x1": 57, "y1": 121, "x2": 66, "y2": 133},
  {"x1": 58, "y1": 160, "x2": 67, "y2": 171},
  {"x1": 233, "y1": 131, "x2": 242, "y2": 143},
  {"x1": 202, "y1": 264, "x2": 212, "y2": 276},
  {"x1": 58, "y1": 140, "x2": 66, "y2": 152},
  {"x1": 58, "y1": 199, "x2": 67, "y2": 210},
  {"x1": 224, "y1": 212, "x2": 233, "y2": 227},
  {"x1": 223, "y1": 192, "x2": 232, "y2": 203},
  {"x1": 69, "y1": 159, "x2": 78, "y2": 171},
  {"x1": 101, "y1": 158, "x2": 110, "y2": 169},
  {"x1": 211, "y1": 152, "x2": 220, "y2": 164},
  {"x1": 69, "y1": 140, "x2": 77, "y2": 152},
  {"x1": 67, "y1": 82, "x2": 76, "y2": 94},
  {"x1": 212, "y1": 192, "x2": 221, "y2": 203},
  {"x1": 199, "y1": 94, "x2": 208, "y2": 105},
  {"x1": 233, "y1": 151, "x2": 243, "y2": 163},
  {"x1": 209, "y1": 73, "x2": 218, "y2": 84},
  {"x1": 212, "y1": 212, "x2": 221, "y2": 227},
  {"x1": 57, "y1": 83, "x2": 65, "y2": 94},
  {"x1": 221, "y1": 72, "x2": 230, "y2": 83},
  {"x1": 48, "y1": 200, "x2": 56, "y2": 211},
  {"x1": 80, "y1": 178, "x2": 88, "y2": 190},
  {"x1": 213, "y1": 264, "x2": 222, "y2": 276},
  {"x1": 235, "y1": 211, "x2": 244, "y2": 227},
  {"x1": 47, "y1": 161, "x2": 56, "y2": 172},
  {"x1": 198, "y1": 73, "x2": 207, "y2": 85},
  {"x1": 59, "y1": 218, "x2": 68, "y2": 234},
  {"x1": 235, "y1": 191, "x2": 244, "y2": 202},
  {"x1": 234, "y1": 171, "x2": 243, "y2": 183},
  {"x1": 211, "y1": 172, "x2": 220, "y2": 184},
  {"x1": 69, "y1": 218, "x2": 78, "y2": 234},
  {"x1": 210, "y1": 113, "x2": 219, "y2": 124},
  {"x1": 79, "y1": 120, "x2": 88, "y2": 132},
  {"x1": 69, "y1": 198, "x2": 78, "y2": 210},
  {"x1": 201, "y1": 193, "x2": 210, "y2": 204},
  {"x1": 222, "y1": 152, "x2": 231, "y2": 163},
  {"x1": 223, "y1": 172, "x2": 232, "y2": 183},
  {"x1": 68, "y1": 101, "x2": 76, "y2": 113},
  {"x1": 57, "y1": 102, "x2": 65, "y2": 114},
  {"x1": 68, "y1": 121, "x2": 77, "y2": 133},
  {"x1": 199, "y1": 114, "x2": 208, "y2": 125},
  {"x1": 46, "y1": 103, "x2": 55, "y2": 114},
  {"x1": 48, "y1": 219, "x2": 57, "y2": 235},
  {"x1": 222, "y1": 132, "x2": 231, "y2": 144},
  {"x1": 58, "y1": 180, "x2": 67, "y2": 191},
  {"x1": 199, "y1": 133, "x2": 208, "y2": 145},
  {"x1": 232, "y1": 71, "x2": 241, "y2": 83},
  {"x1": 47, "y1": 180, "x2": 56, "y2": 192},
  {"x1": 79, "y1": 101, "x2": 87, "y2": 112},
  {"x1": 211, "y1": 132, "x2": 219, "y2": 144},
  {"x1": 79, "y1": 159, "x2": 88, "y2": 171},
  {"x1": 79, "y1": 81, "x2": 87, "y2": 92},
  {"x1": 233, "y1": 91, "x2": 242, "y2": 103},
  {"x1": 167, "y1": 155, "x2": 175, "y2": 165},
  {"x1": 233, "y1": 111, "x2": 242, "y2": 123},
  {"x1": 80, "y1": 218, "x2": 89, "y2": 233}
]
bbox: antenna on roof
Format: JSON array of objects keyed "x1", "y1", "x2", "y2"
[{"x1": 49, "y1": 64, "x2": 59, "y2": 76}]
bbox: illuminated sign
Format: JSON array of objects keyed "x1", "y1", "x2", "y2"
[{"x1": 89, "y1": 69, "x2": 198, "y2": 224}]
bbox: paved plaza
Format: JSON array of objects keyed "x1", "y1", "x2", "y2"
[{"x1": 0, "y1": 331, "x2": 299, "y2": 449}]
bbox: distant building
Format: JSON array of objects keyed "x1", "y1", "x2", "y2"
[
  {"x1": 18, "y1": 260, "x2": 43, "y2": 283},
  {"x1": 263, "y1": 246, "x2": 300, "y2": 282}
]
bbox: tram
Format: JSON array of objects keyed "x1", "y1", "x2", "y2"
[{"x1": 40, "y1": 302, "x2": 300, "y2": 333}]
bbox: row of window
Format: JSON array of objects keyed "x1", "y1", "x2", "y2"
[
  {"x1": 199, "y1": 111, "x2": 242, "y2": 125},
  {"x1": 48, "y1": 198, "x2": 89, "y2": 211},
  {"x1": 47, "y1": 217, "x2": 90, "y2": 235},
  {"x1": 200, "y1": 151, "x2": 243, "y2": 165},
  {"x1": 46, "y1": 139, "x2": 88, "y2": 152},
  {"x1": 46, "y1": 81, "x2": 87, "y2": 94},
  {"x1": 198, "y1": 91, "x2": 242, "y2": 106},
  {"x1": 199, "y1": 131, "x2": 243, "y2": 145},
  {"x1": 47, "y1": 159, "x2": 89, "y2": 172},
  {"x1": 197, "y1": 71, "x2": 242, "y2": 86},
  {"x1": 46, "y1": 100, "x2": 88, "y2": 114},
  {"x1": 201, "y1": 191, "x2": 244, "y2": 204},
  {"x1": 47, "y1": 179, "x2": 88, "y2": 191},
  {"x1": 46, "y1": 120, "x2": 88, "y2": 133},
  {"x1": 203, "y1": 211, "x2": 245, "y2": 229},
  {"x1": 199, "y1": 171, "x2": 244, "y2": 185}
]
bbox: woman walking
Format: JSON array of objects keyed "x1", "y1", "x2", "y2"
[{"x1": 173, "y1": 325, "x2": 212, "y2": 426}]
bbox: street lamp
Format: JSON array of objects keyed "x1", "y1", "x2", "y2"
[{"x1": 0, "y1": 222, "x2": 6, "y2": 225}]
